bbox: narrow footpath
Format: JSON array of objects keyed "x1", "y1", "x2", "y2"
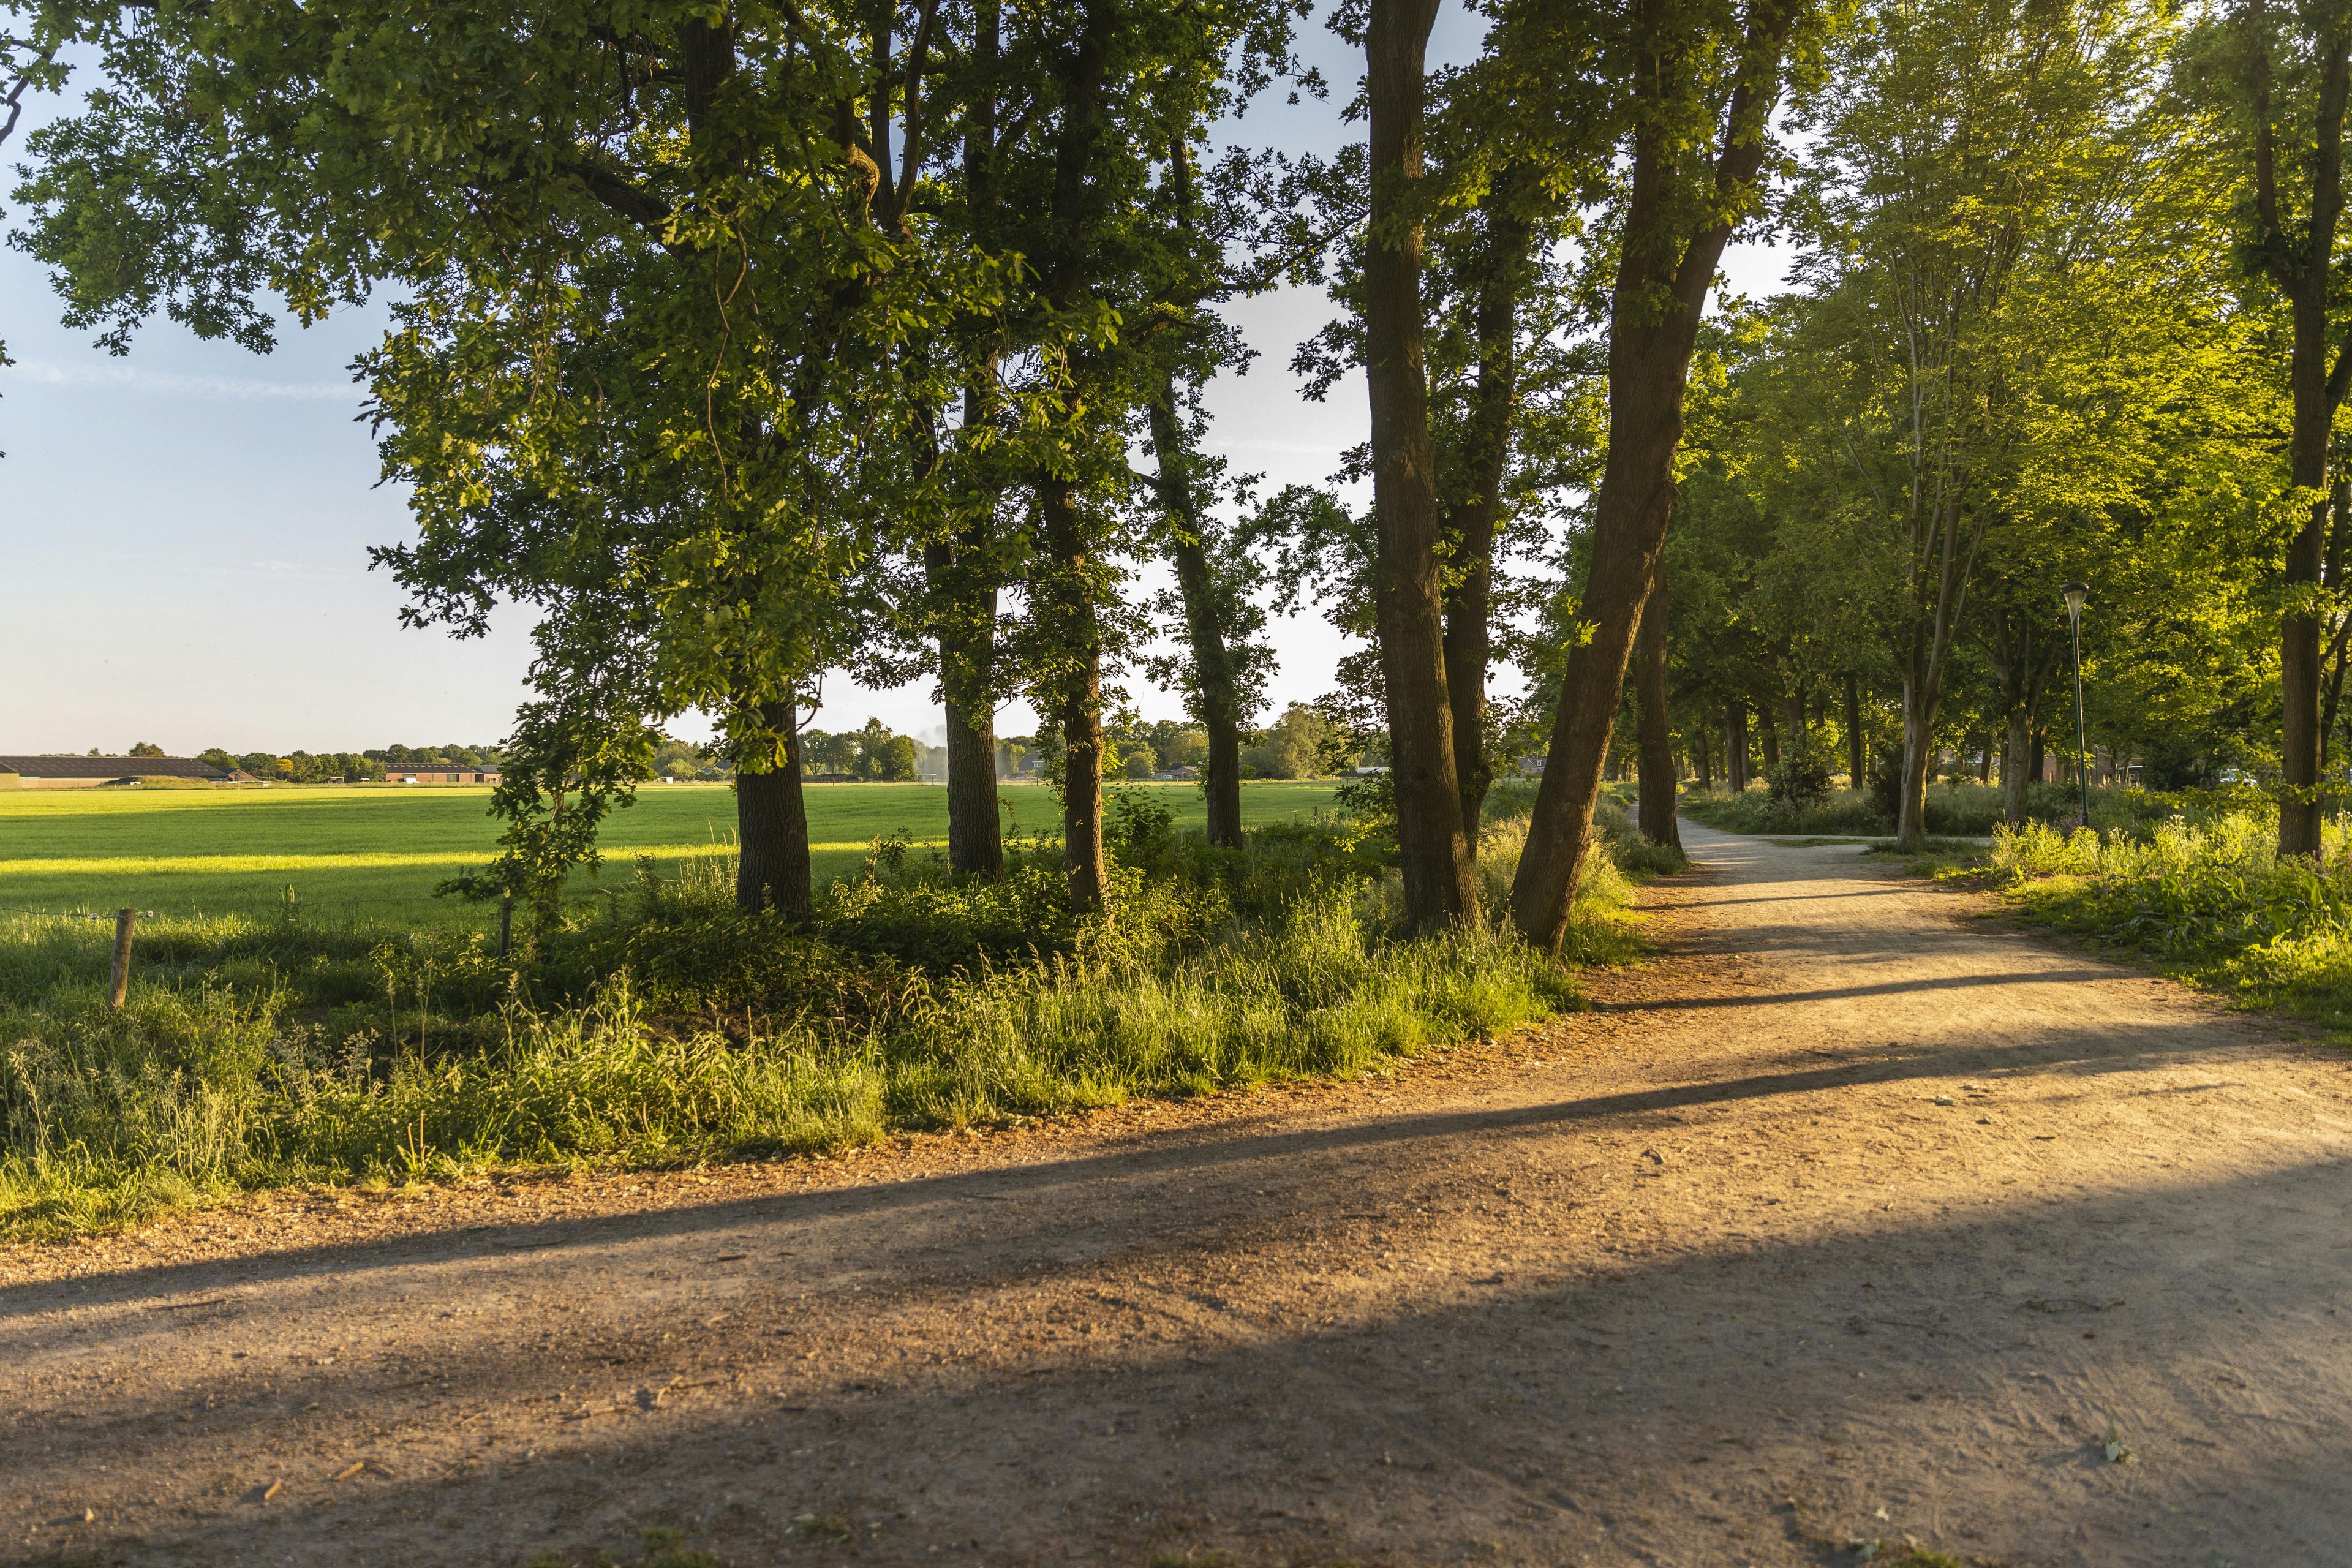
[{"x1": 5, "y1": 824, "x2": 2348, "y2": 1567}]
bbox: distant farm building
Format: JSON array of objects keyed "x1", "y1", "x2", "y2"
[
  {"x1": 393, "y1": 769, "x2": 502, "y2": 785},
  {"x1": 0, "y1": 755, "x2": 236, "y2": 788}
]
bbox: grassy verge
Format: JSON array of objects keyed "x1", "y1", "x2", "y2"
[
  {"x1": 0, "y1": 799, "x2": 1662, "y2": 1240},
  {"x1": 1975, "y1": 812, "x2": 2352, "y2": 1034}
]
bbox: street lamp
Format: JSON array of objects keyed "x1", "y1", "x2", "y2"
[{"x1": 2062, "y1": 582, "x2": 2090, "y2": 829}]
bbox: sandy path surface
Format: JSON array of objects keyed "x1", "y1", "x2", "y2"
[{"x1": 6, "y1": 825, "x2": 2350, "y2": 1568}]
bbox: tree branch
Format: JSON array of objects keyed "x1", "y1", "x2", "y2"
[{"x1": 890, "y1": 0, "x2": 940, "y2": 228}]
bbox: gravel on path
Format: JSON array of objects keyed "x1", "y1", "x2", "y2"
[{"x1": 5, "y1": 823, "x2": 2348, "y2": 1567}]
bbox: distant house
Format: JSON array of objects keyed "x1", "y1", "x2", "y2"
[
  {"x1": 393, "y1": 769, "x2": 503, "y2": 785},
  {"x1": 0, "y1": 755, "x2": 234, "y2": 788}
]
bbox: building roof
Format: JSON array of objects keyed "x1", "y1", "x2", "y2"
[{"x1": 0, "y1": 755, "x2": 232, "y2": 780}]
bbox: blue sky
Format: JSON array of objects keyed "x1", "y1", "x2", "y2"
[{"x1": 0, "y1": 5, "x2": 1781, "y2": 756}]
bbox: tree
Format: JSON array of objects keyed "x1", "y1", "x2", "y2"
[
  {"x1": 16, "y1": 0, "x2": 981, "y2": 921},
  {"x1": 850, "y1": 719, "x2": 918, "y2": 782},
  {"x1": 1508, "y1": 0, "x2": 1815, "y2": 951},
  {"x1": 127, "y1": 741, "x2": 164, "y2": 758},
  {"x1": 1362, "y1": 0, "x2": 1479, "y2": 932},
  {"x1": 2198, "y1": 0, "x2": 2352, "y2": 854}
]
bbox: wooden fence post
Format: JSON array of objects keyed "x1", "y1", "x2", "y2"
[
  {"x1": 108, "y1": 908, "x2": 137, "y2": 1009},
  {"x1": 497, "y1": 894, "x2": 514, "y2": 959}
]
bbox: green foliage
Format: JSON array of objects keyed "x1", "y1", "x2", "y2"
[{"x1": 1989, "y1": 808, "x2": 2352, "y2": 1031}]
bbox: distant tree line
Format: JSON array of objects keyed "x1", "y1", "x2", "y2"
[{"x1": 188, "y1": 743, "x2": 507, "y2": 784}]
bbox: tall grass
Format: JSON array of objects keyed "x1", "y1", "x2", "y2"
[
  {"x1": 0, "y1": 812, "x2": 1651, "y2": 1239},
  {"x1": 1988, "y1": 808, "x2": 2352, "y2": 1028}
]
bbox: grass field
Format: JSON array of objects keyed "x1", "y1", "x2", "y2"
[{"x1": 0, "y1": 780, "x2": 1344, "y2": 927}]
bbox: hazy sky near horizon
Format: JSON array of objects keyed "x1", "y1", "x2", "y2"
[{"x1": 0, "y1": 5, "x2": 1785, "y2": 757}]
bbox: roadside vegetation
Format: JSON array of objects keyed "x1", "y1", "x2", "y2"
[
  {"x1": 0, "y1": 793, "x2": 1660, "y2": 1240},
  {"x1": 1984, "y1": 807, "x2": 2352, "y2": 1033},
  {"x1": 1679, "y1": 772, "x2": 2175, "y2": 841}
]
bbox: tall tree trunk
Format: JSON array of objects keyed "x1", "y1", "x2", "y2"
[
  {"x1": 737, "y1": 697, "x2": 812, "y2": 921},
  {"x1": 1634, "y1": 585, "x2": 1681, "y2": 851},
  {"x1": 2280, "y1": 276, "x2": 2334, "y2": 854},
  {"x1": 1147, "y1": 386, "x2": 1245, "y2": 848},
  {"x1": 922, "y1": 375, "x2": 1005, "y2": 879},
  {"x1": 1844, "y1": 673, "x2": 1863, "y2": 787},
  {"x1": 1895, "y1": 625, "x2": 1944, "y2": 848},
  {"x1": 2245, "y1": 4, "x2": 2349, "y2": 856},
  {"x1": 1365, "y1": 0, "x2": 1477, "y2": 930},
  {"x1": 1758, "y1": 704, "x2": 1781, "y2": 771},
  {"x1": 1031, "y1": 4, "x2": 1112, "y2": 912},
  {"x1": 2003, "y1": 706, "x2": 2035, "y2": 826},
  {"x1": 1694, "y1": 721, "x2": 1713, "y2": 789},
  {"x1": 1781, "y1": 688, "x2": 1806, "y2": 756},
  {"x1": 1039, "y1": 476, "x2": 1108, "y2": 911},
  {"x1": 931, "y1": 0, "x2": 1004, "y2": 879},
  {"x1": 2320, "y1": 482, "x2": 2352, "y2": 777},
  {"x1": 1727, "y1": 709, "x2": 1750, "y2": 793},
  {"x1": 1506, "y1": 0, "x2": 1797, "y2": 954},
  {"x1": 1441, "y1": 184, "x2": 1536, "y2": 839}
]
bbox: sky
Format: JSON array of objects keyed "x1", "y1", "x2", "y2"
[{"x1": 0, "y1": 5, "x2": 1786, "y2": 758}]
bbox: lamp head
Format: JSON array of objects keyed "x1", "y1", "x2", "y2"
[{"x1": 2062, "y1": 582, "x2": 2088, "y2": 619}]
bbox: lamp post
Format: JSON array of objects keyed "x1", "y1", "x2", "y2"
[{"x1": 2062, "y1": 582, "x2": 2090, "y2": 829}]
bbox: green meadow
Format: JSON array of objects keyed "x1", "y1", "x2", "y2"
[{"x1": 0, "y1": 779, "x2": 1344, "y2": 927}]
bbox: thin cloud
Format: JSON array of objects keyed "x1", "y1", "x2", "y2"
[{"x1": 8, "y1": 358, "x2": 356, "y2": 402}]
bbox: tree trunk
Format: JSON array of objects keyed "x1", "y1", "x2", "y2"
[
  {"x1": 1727, "y1": 709, "x2": 1750, "y2": 793},
  {"x1": 1894, "y1": 624, "x2": 1943, "y2": 850},
  {"x1": 2003, "y1": 704, "x2": 2034, "y2": 825},
  {"x1": 1366, "y1": 0, "x2": 1477, "y2": 930},
  {"x1": 2319, "y1": 483, "x2": 2352, "y2": 776},
  {"x1": 1441, "y1": 184, "x2": 1535, "y2": 839},
  {"x1": 1634, "y1": 586, "x2": 1681, "y2": 851},
  {"x1": 1694, "y1": 722, "x2": 1713, "y2": 790},
  {"x1": 927, "y1": 383, "x2": 1005, "y2": 877},
  {"x1": 1758, "y1": 705, "x2": 1781, "y2": 771},
  {"x1": 1781, "y1": 688, "x2": 1806, "y2": 756},
  {"x1": 2249, "y1": 9, "x2": 2349, "y2": 855},
  {"x1": 1844, "y1": 673, "x2": 1863, "y2": 788},
  {"x1": 736, "y1": 698, "x2": 812, "y2": 921},
  {"x1": 2280, "y1": 277, "x2": 2335, "y2": 855},
  {"x1": 1031, "y1": 4, "x2": 1112, "y2": 912},
  {"x1": 1148, "y1": 387, "x2": 1245, "y2": 849},
  {"x1": 932, "y1": 25, "x2": 1007, "y2": 880},
  {"x1": 1038, "y1": 474, "x2": 1108, "y2": 911},
  {"x1": 1506, "y1": 0, "x2": 1796, "y2": 954}
]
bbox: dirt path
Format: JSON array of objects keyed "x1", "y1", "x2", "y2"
[{"x1": 7, "y1": 826, "x2": 2350, "y2": 1568}]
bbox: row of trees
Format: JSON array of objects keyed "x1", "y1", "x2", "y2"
[
  {"x1": 10, "y1": 0, "x2": 2345, "y2": 923},
  {"x1": 153, "y1": 744, "x2": 509, "y2": 782},
  {"x1": 1621, "y1": 0, "x2": 2348, "y2": 848}
]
